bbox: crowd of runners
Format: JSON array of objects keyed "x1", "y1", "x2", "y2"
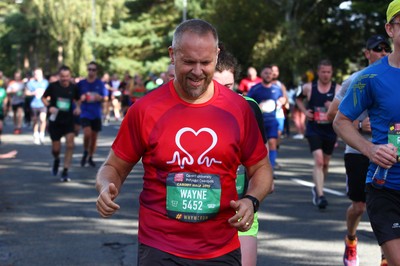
[{"x1": 2, "y1": 1, "x2": 400, "y2": 265}]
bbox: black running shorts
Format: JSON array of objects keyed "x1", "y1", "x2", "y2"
[
  {"x1": 306, "y1": 135, "x2": 336, "y2": 155},
  {"x1": 366, "y1": 184, "x2": 400, "y2": 245},
  {"x1": 80, "y1": 118, "x2": 102, "y2": 132},
  {"x1": 12, "y1": 103, "x2": 24, "y2": 112},
  {"x1": 137, "y1": 243, "x2": 241, "y2": 266},
  {"x1": 48, "y1": 122, "x2": 75, "y2": 141},
  {"x1": 344, "y1": 153, "x2": 369, "y2": 202}
]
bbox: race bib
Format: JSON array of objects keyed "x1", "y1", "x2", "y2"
[
  {"x1": 166, "y1": 172, "x2": 221, "y2": 223},
  {"x1": 314, "y1": 106, "x2": 329, "y2": 124},
  {"x1": 86, "y1": 92, "x2": 97, "y2": 103},
  {"x1": 388, "y1": 123, "x2": 400, "y2": 157},
  {"x1": 16, "y1": 89, "x2": 24, "y2": 97},
  {"x1": 259, "y1": 99, "x2": 276, "y2": 113},
  {"x1": 56, "y1": 97, "x2": 71, "y2": 111}
]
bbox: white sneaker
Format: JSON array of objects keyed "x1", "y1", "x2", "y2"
[
  {"x1": 39, "y1": 133, "x2": 45, "y2": 144},
  {"x1": 33, "y1": 136, "x2": 41, "y2": 145},
  {"x1": 292, "y1": 134, "x2": 304, "y2": 139}
]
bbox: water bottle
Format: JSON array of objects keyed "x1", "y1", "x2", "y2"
[
  {"x1": 371, "y1": 165, "x2": 388, "y2": 189},
  {"x1": 49, "y1": 108, "x2": 59, "y2": 122}
]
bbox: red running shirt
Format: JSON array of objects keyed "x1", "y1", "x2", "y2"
[
  {"x1": 112, "y1": 80, "x2": 268, "y2": 259},
  {"x1": 238, "y1": 76, "x2": 262, "y2": 94}
]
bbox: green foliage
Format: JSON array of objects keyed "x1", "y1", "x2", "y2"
[
  {"x1": 209, "y1": 0, "x2": 277, "y2": 68},
  {"x1": 207, "y1": 0, "x2": 390, "y2": 85},
  {"x1": 91, "y1": 0, "x2": 180, "y2": 77},
  {"x1": 0, "y1": 0, "x2": 393, "y2": 85}
]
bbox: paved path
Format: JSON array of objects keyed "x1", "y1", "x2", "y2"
[{"x1": 0, "y1": 120, "x2": 382, "y2": 265}]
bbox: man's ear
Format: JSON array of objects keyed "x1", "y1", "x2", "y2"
[
  {"x1": 385, "y1": 23, "x2": 394, "y2": 38},
  {"x1": 216, "y1": 48, "x2": 220, "y2": 64},
  {"x1": 168, "y1": 46, "x2": 175, "y2": 64}
]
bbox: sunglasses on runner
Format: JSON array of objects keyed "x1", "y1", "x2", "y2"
[{"x1": 372, "y1": 46, "x2": 391, "y2": 53}]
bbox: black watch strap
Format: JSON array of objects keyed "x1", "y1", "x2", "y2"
[{"x1": 243, "y1": 194, "x2": 259, "y2": 213}]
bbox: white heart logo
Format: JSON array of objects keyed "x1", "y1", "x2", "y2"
[{"x1": 167, "y1": 127, "x2": 222, "y2": 168}]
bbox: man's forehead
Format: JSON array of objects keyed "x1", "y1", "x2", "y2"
[
  {"x1": 175, "y1": 31, "x2": 216, "y2": 46},
  {"x1": 175, "y1": 50, "x2": 219, "y2": 59},
  {"x1": 318, "y1": 65, "x2": 332, "y2": 71},
  {"x1": 176, "y1": 43, "x2": 218, "y2": 52}
]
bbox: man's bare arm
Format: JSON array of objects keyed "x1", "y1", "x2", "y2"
[
  {"x1": 228, "y1": 156, "x2": 273, "y2": 231},
  {"x1": 96, "y1": 150, "x2": 136, "y2": 217},
  {"x1": 327, "y1": 98, "x2": 340, "y2": 122},
  {"x1": 333, "y1": 111, "x2": 397, "y2": 168}
]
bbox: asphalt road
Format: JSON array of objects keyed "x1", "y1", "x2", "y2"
[{"x1": 0, "y1": 119, "x2": 382, "y2": 266}]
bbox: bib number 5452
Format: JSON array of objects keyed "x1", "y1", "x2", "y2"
[{"x1": 182, "y1": 200, "x2": 203, "y2": 211}]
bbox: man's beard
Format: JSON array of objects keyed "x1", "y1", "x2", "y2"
[
  {"x1": 183, "y1": 75, "x2": 212, "y2": 99},
  {"x1": 263, "y1": 78, "x2": 272, "y2": 84}
]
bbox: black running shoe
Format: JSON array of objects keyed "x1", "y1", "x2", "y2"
[
  {"x1": 317, "y1": 196, "x2": 328, "y2": 209},
  {"x1": 88, "y1": 157, "x2": 96, "y2": 167},
  {"x1": 60, "y1": 170, "x2": 71, "y2": 182},
  {"x1": 52, "y1": 159, "x2": 60, "y2": 176},
  {"x1": 81, "y1": 151, "x2": 88, "y2": 167}
]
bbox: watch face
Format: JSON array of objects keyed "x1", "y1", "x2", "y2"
[
  {"x1": 244, "y1": 195, "x2": 259, "y2": 212},
  {"x1": 254, "y1": 200, "x2": 259, "y2": 211}
]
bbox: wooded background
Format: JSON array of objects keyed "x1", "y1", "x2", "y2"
[{"x1": 0, "y1": 0, "x2": 391, "y2": 85}]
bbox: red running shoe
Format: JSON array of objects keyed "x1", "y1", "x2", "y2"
[{"x1": 343, "y1": 236, "x2": 359, "y2": 266}]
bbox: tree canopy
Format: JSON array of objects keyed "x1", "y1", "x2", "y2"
[{"x1": 0, "y1": 0, "x2": 391, "y2": 84}]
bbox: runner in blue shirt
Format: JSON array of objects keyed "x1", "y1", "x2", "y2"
[
  {"x1": 77, "y1": 61, "x2": 108, "y2": 167},
  {"x1": 328, "y1": 34, "x2": 390, "y2": 266},
  {"x1": 334, "y1": 1, "x2": 400, "y2": 263},
  {"x1": 26, "y1": 68, "x2": 49, "y2": 144},
  {"x1": 247, "y1": 66, "x2": 285, "y2": 176}
]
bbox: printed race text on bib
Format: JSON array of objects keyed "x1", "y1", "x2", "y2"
[
  {"x1": 314, "y1": 106, "x2": 329, "y2": 124},
  {"x1": 56, "y1": 97, "x2": 71, "y2": 111},
  {"x1": 166, "y1": 172, "x2": 221, "y2": 223}
]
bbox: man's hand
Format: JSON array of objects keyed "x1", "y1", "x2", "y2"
[
  {"x1": 368, "y1": 143, "x2": 398, "y2": 169},
  {"x1": 73, "y1": 106, "x2": 81, "y2": 116},
  {"x1": 228, "y1": 199, "x2": 254, "y2": 232},
  {"x1": 305, "y1": 109, "x2": 314, "y2": 121},
  {"x1": 96, "y1": 183, "x2": 120, "y2": 218},
  {"x1": 49, "y1": 107, "x2": 58, "y2": 114}
]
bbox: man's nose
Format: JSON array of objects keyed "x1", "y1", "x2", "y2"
[{"x1": 192, "y1": 63, "x2": 203, "y2": 76}]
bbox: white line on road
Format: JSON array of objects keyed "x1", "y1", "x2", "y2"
[{"x1": 291, "y1": 178, "x2": 346, "y2": 196}]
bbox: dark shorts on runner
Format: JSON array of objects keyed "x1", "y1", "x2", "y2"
[
  {"x1": 137, "y1": 243, "x2": 241, "y2": 266},
  {"x1": 121, "y1": 95, "x2": 131, "y2": 108},
  {"x1": 306, "y1": 135, "x2": 336, "y2": 155},
  {"x1": 48, "y1": 122, "x2": 75, "y2": 141},
  {"x1": 366, "y1": 184, "x2": 400, "y2": 246},
  {"x1": 74, "y1": 114, "x2": 81, "y2": 126},
  {"x1": 344, "y1": 153, "x2": 369, "y2": 202},
  {"x1": 80, "y1": 118, "x2": 102, "y2": 132},
  {"x1": 12, "y1": 103, "x2": 24, "y2": 112}
]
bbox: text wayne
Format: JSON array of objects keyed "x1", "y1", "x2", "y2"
[{"x1": 180, "y1": 189, "x2": 208, "y2": 200}]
